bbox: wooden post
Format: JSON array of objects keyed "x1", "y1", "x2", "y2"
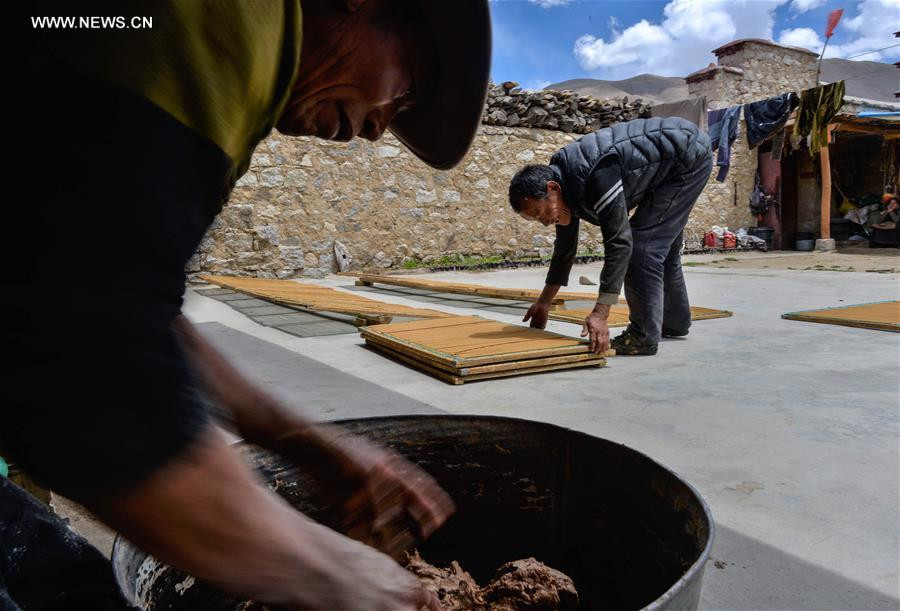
[{"x1": 819, "y1": 124, "x2": 835, "y2": 241}]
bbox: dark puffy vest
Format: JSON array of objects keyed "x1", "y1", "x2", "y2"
[{"x1": 549, "y1": 117, "x2": 710, "y2": 217}]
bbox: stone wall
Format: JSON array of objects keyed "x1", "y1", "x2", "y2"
[
  {"x1": 684, "y1": 67, "x2": 745, "y2": 111},
  {"x1": 482, "y1": 82, "x2": 650, "y2": 133},
  {"x1": 193, "y1": 126, "x2": 599, "y2": 278}
]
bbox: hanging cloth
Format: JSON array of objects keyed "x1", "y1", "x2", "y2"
[
  {"x1": 795, "y1": 81, "x2": 845, "y2": 156},
  {"x1": 651, "y1": 96, "x2": 708, "y2": 130},
  {"x1": 744, "y1": 92, "x2": 799, "y2": 149},
  {"x1": 707, "y1": 105, "x2": 742, "y2": 182}
]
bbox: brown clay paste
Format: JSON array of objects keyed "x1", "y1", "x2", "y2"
[{"x1": 405, "y1": 552, "x2": 578, "y2": 610}]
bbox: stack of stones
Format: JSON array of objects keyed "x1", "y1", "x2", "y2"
[{"x1": 482, "y1": 81, "x2": 652, "y2": 134}]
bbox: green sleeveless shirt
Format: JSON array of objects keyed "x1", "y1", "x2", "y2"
[{"x1": 38, "y1": 0, "x2": 302, "y2": 178}]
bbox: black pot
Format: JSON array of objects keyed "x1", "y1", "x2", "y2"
[
  {"x1": 112, "y1": 416, "x2": 714, "y2": 610},
  {"x1": 830, "y1": 218, "x2": 851, "y2": 241}
]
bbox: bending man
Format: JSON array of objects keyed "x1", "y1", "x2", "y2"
[{"x1": 508, "y1": 117, "x2": 712, "y2": 356}]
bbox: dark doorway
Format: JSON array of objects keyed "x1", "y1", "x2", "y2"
[{"x1": 780, "y1": 151, "x2": 799, "y2": 249}]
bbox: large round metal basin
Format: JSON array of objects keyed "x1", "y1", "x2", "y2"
[{"x1": 113, "y1": 415, "x2": 713, "y2": 610}]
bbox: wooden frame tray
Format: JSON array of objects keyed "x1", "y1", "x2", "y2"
[
  {"x1": 354, "y1": 274, "x2": 603, "y2": 307},
  {"x1": 782, "y1": 300, "x2": 899, "y2": 332},
  {"x1": 200, "y1": 275, "x2": 448, "y2": 323},
  {"x1": 549, "y1": 304, "x2": 733, "y2": 327},
  {"x1": 359, "y1": 316, "x2": 604, "y2": 368},
  {"x1": 366, "y1": 340, "x2": 606, "y2": 385}
]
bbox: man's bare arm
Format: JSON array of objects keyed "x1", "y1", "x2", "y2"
[
  {"x1": 88, "y1": 424, "x2": 437, "y2": 610},
  {"x1": 172, "y1": 315, "x2": 453, "y2": 542}
]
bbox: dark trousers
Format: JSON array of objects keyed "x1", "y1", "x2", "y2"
[{"x1": 624, "y1": 149, "x2": 714, "y2": 344}]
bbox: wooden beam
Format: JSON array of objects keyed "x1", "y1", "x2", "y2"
[
  {"x1": 820, "y1": 125, "x2": 834, "y2": 239},
  {"x1": 832, "y1": 121, "x2": 900, "y2": 137},
  {"x1": 787, "y1": 119, "x2": 900, "y2": 139}
]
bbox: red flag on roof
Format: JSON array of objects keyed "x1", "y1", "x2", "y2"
[{"x1": 824, "y1": 9, "x2": 843, "y2": 39}]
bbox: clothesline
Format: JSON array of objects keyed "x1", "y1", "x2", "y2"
[
  {"x1": 843, "y1": 43, "x2": 900, "y2": 60},
  {"x1": 703, "y1": 80, "x2": 847, "y2": 181}
]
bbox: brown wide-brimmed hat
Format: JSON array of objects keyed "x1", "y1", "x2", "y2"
[{"x1": 388, "y1": 1, "x2": 492, "y2": 170}]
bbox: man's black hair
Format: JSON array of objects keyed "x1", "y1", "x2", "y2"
[{"x1": 508, "y1": 164, "x2": 556, "y2": 211}]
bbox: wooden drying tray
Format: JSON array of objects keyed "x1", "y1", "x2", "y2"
[
  {"x1": 359, "y1": 315, "x2": 611, "y2": 369},
  {"x1": 354, "y1": 274, "x2": 608, "y2": 309},
  {"x1": 549, "y1": 304, "x2": 733, "y2": 327},
  {"x1": 199, "y1": 275, "x2": 450, "y2": 324},
  {"x1": 782, "y1": 300, "x2": 899, "y2": 332},
  {"x1": 366, "y1": 340, "x2": 605, "y2": 385}
]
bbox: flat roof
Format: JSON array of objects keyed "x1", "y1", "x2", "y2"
[
  {"x1": 685, "y1": 64, "x2": 744, "y2": 84},
  {"x1": 713, "y1": 38, "x2": 819, "y2": 58}
]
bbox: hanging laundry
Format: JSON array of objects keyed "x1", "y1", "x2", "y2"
[
  {"x1": 651, "y1": 96, "x2": 708, "y2": 130},
  {"x1": 744, "y1": 92, "x2": 800, "y2": 149},
  {"x1": 795, "y1": 81, "x2": 845, "y2": 156},
  {"x1": 707, "y1": 105, "x2": 741, "y2": 182}
]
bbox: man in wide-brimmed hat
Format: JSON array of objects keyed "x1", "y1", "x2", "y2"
[{"x1": 7, "y1": 1, "x2": 490, "y2": 608}]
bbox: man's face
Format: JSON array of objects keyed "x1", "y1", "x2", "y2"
[
  {"x1": 276, "y1": 0, "x2": 422, "y2": 142},
  {"x1": 517, "y1": 181, "x2": 572, "y2": 227}
]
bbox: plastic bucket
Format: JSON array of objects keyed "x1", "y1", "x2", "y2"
[{"x1": 748, "y1": 226, "x2": 775, "y2": 250}]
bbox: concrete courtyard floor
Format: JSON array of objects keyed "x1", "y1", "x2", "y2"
[{"x1": 61, "y1": 248, "x2": 899, "y2": 609}]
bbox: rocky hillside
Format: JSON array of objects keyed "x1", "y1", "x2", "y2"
[
  {"x1": 547, "y1": 58, "x2": 897, "y2": 103},
  {"x1": 547, "y1": 74, "x2": 689, "y2": 104}
]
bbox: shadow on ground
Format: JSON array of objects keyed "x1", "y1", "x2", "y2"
[
  {"x1": 703, "y1": 524, "x2": 898, "y2": 610},
  {"x1": 196, "y1": 322, "x2": 443, "y2": 419}
]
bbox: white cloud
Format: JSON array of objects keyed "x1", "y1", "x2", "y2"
[
  {"x1": 608, "y1": 15, "x2": 621, "y2": 35},
  {"x1": 790, "y1": 0, "x2": 827, "y2": 12},
  {"x1": 575, "y1": 20, "x2": 672, "y2": 68},
  {"x1": 573, "y1": 0, "x2": 790, "y2": 78},
  {"x1": 778, "y1": 0, "x2": 900, "y2": 61},
  {"x1": 529, "y1": 0, "x2": 571, "y2": 8},
  {"x1": 778, "y1": 27, "x2": 824, "y2": 51}
]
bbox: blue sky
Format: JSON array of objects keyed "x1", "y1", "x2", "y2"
[{"x1": 489, "y1": 0, "x2": 900, "y2": 89}]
